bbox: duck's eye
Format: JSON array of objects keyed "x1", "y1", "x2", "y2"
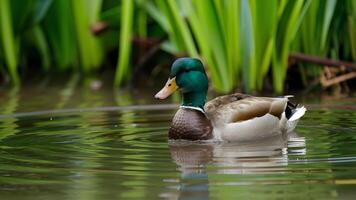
[{"x1": 168, "y1": 84, "x2": 172, "y2": 86}]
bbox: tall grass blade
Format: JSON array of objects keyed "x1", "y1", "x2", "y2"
[
  {"x1": 72, "y1": 0, "x2": 93, "y2": 71},
  {"x1": 273, "y1": 0, "x2": 310, "y2": 93},
  {"x1": 10, "y1": 0, "x2": 36, "y2": 33},
  {"x1": 240, "y1": 0, "x2": 255, "y2": 92},
  {"x1": 115, "y1": 0, "x2": 134, "y2": 86},
  {"x1": 44, "y1": 0, "x2": 77, "y2": 70},
  {"x1": 155, "y1": 0, "x2": 183, "y2": 53},
  {"x1": 144, "y1": 1, "x2": 169, "y2": 32},
  {"x1": 32, "y1": 26, "x2": 50, "y2": 71},
  {"x1": 166, "y1": 0, "x2": 198, "y2": 57},
  {"x1": 181, "y1": 0, "x2": 223, "y2": 91},
  {"x1": 296, "y1": 0, "x2": 336, "y2": 84},
  {"x1": 86, "y1": 0, "x2": 103, "y2": 23},
  {"x1": 347, "y1": 0, "x2": 356, "y2": 60},
  {"x1": 225, "y1": 0, "x2": 240, "y2": 86},
  {"x1": 72, "y1": 0, "x2": 103, "y2": 72},
  {"x1": 0, "y1": 0, "x2": 19, "y2": 84},
  {"x1": 137, "y1": 0, "x2": 147, "y2": 38},
  {"x1": 253, "y1": 0, "x2": 278, "y2": 90},
  {"x1": 192, "y1": 0, "x2": 230, "y2": 92},
  {"x1": 0, "y1": 0, "x2": 354, "y2": 92},
  {"x1": 33, "y1": 0, "x2": 53, "y2": 24},
  {"x1": 321, "y1": 0, "x2": 337, "y2": 51}
]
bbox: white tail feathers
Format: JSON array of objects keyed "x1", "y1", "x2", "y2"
[{"x1": 289, "y1": 106, "x2": 306, "y2": 121}]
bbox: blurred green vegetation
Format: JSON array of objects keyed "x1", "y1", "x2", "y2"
[{"x1": 0, "y1": 0, "x2": 355, "y2": 93}]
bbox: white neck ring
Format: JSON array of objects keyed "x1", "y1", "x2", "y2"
[{"x1": 180, "y1": 105, "x2": 205, "y2": 113}]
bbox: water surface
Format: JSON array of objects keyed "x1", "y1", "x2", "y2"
[{"x1": 1, "y1": 85, "x2": 356, "y2": 199}]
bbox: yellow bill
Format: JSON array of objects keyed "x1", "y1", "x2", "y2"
[{"x1": 154, "y1": 77, "x2": 178, "y2": 99}]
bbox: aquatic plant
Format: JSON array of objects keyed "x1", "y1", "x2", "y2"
[
  {"x1": 115, "y1": 0, "x2": 134, "y2": 86},
  {"x1": 0, "y1": 0, "x2": 20, "y2": 84},
  {"x1": 0, "y1": 0, "x2": 354, "y2": 93}
]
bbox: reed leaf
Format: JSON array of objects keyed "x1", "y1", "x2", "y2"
[
  {"x1": 0, "y1": 0, "x2": 354, "y2": 93},
  {"x1": 115, "y1": 0, "x2": 134, "y2": 86},
  {"x1": 72, "y1": 0, "x2": 103, "y2": 72},
  {"x1": 10, "y1": 0, "x2": 36, "y2": 33},
  {"x1": 144, "y1": 1, "x2": 170, "y2": 32},
  {"x1": 0, "y1": 0, "x2": 19, "y2": 84},
  {"x1": 32, "y1": 26, "x2": 50, "y2": 71},
  {"x1": 225, "y1": 0, "x2": 240, "y2": 85},
  {"x1": 273, "y1": 0, "x2": 310, "y2": 93},
  {"x1": 240, "y1": 0, "x2": 256, "y2": 92},
  {"x1": 253, "y1": 0, "x2": 278, "y2": 90},
  {"x1": 321, "y1": 0, "x2": 337, "y2": 51},
  {"x1": 136, "y1": 0, "x2": 147, "y2": 38},
  {"x1": 296, "y1": 0, "x2": 337, "y2": 84},
  {"x1": 166, "y1": 0, "x2": 197, "y2": 57},
  {"x1": 192, "y1": 0, "x2": 230, "y2": 92},
  {"x1": 44, "y1": 0, "x2": 77, "y2": 70},
  {"x1": 155, "y1": 0, "x2": 183, "y2": 53},
  {"x1": 300, "y1": 0, "x2": 336, "y2": 55},
  {"x1": 181, "y1": 0, "x2": 223, "y2": 91},
  {"x1": 347, "y1": 0, "x2": 356, "y2": 60}
]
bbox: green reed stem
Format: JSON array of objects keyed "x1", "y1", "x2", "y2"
[
  {"x1": 0, "y1": 0, "x2": 19, "y2": 84},
  {"x1": 115, "y1": 0, "x2": 134, "y2": 86}
]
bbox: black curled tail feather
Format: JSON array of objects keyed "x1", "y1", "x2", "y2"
[{"x1": 285, "y1": 102, "x2": 299, "y2": 120}]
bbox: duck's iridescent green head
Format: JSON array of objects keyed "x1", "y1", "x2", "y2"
[
  {"x1": 155, "y1": 58, "x2": 209, "y2": 109},
  {"x1": 169, "y1": 58, "x2": 206, "y2": 78}
]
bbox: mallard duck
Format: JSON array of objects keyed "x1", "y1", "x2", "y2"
[{"x1": 155, "y1": 58, "x2": 306, "y2": 142}]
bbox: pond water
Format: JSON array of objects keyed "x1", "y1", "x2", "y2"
[{"x1": 1, "y1": 84, "x2": 356, "y2": 199}]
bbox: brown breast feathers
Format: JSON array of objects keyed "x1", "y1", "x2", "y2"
[{"x1": 169, "y1": 108, "x2": 213, "y2": 140}]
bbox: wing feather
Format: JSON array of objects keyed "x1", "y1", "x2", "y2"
[{"x1": 205, "y1": 93, "x2": 288, "y2": 126}]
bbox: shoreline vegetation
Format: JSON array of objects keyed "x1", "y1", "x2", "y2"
[{"x1": 0, "y1": 0, "x2": 355, "y2": 94}]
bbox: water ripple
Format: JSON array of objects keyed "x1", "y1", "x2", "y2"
[{"x1": 0, "y1": 105, "x2": 356, "y2": 199}]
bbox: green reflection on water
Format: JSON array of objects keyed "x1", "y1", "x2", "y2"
[{"x1": 0, "y1": 87, "x2": 19, "y2": 141}]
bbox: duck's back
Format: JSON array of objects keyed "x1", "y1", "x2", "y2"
[
  {"x1": 204, "y1": 93, "x2": 302, "y2": 141},
  {"x1": 205, "y1": 93, "x2": 286, "y2": 123}
]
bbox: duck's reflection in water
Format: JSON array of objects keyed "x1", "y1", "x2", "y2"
[{"x1": 161, "y1": 132, "x2": 306, "y2": 199}]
